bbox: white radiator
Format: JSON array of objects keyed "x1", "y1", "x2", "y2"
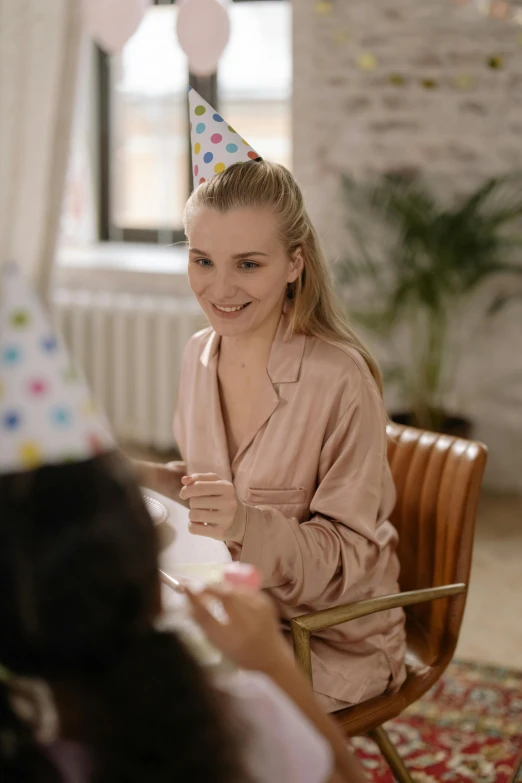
[{"x1": 53, "y1": 289, "x2": 204, "y2": 451}]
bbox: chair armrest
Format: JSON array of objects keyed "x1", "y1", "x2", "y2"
[{"x1": 290, "y1": 583, "x2": 466, "y2": 686}]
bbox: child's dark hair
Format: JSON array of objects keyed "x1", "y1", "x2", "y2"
[{"x1": 0, "y1": 452, "x2": 250, "y2": 783}]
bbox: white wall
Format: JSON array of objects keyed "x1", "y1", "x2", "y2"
[{"x1": 293, "y1": 0, "x2": 522, "y2": 491}]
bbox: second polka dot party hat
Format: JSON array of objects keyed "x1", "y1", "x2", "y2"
[
  {"x1": 0, "y1": 262, "x2": 115, "y2": 475},
  {"x1": 189, "y1": 87, "x2": 261, "y2": 190}
]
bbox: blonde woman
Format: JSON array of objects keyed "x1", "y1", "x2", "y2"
[{"x1": 138, "y1": 158, "x2": 407, "y2": 712}]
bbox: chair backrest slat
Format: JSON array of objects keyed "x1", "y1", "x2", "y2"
[{"x1": 386, "y1": 423, "x2": 487, "y2": 662}]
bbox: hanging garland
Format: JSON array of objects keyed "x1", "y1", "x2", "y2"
[
  {"x1": 314, "y1": 1, "x2": 333, "y2": 15},
  {"x1": 314, "y1": 0, "x2": 517, "y2": 88},
  {"x1": 315, "y1": 0, "x2": 522, "y2": 24},
  {"x1": 452, "y1": 0, "x2": 522, "y2": 24}
]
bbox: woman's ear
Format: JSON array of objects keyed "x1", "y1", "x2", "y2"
[{"x1": 288, "y1": 247, "x2": 304, "y2": 283}]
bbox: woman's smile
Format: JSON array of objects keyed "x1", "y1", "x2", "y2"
[
  {"x1": 211, "y1": 301, "x2": 252, "y2": 318},
  {"x1": 186, "y1": 206, "x2": 298, "y2": 338}
]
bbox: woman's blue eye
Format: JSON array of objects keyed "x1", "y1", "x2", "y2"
[{"x1": 194, "y1": 258, "x2": 258, "y2": 270}]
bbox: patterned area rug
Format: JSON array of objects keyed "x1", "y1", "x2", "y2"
[{"x1": 352, "y1": 661, "x2": 522, "y2": 783}]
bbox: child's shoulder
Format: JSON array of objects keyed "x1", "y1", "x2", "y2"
[{"x1": 215, "y1": 671, "x2": 333, "y2": 783}]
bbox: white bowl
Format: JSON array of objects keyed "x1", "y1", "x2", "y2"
[{"x1": 143, "y1": 494, "x2": 169, "y2": 525}]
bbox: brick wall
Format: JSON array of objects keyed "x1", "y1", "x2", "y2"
[{"x1": 293, "y1": 0, "x2": 522, "y2": 491}]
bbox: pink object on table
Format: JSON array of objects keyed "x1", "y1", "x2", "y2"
[{"x1": 223, "y1": 563, "x2": 262, "y2": 590}]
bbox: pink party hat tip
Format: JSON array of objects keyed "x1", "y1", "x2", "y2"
[
  {"x1": 189, "y1": 87, "x2": 261, "y2": 190},
  {"x1": 0, "y1": 262, "x2": 115, "y2": 474}
]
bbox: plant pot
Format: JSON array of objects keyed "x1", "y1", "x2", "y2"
[{"x1": 391, "y1": 411, "x2": 473, "y2": 440}]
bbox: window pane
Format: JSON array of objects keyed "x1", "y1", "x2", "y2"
[
  {"x1": 106, "y1": 2, "x2": 292, "y2": 237},
  {"x1": 219, "y1": 1, "x2": 292, "y2": 170},
  {"x1": 111, "y1": 6, "x2": 188, "y2": 233}
]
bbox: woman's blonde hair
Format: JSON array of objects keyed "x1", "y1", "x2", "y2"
[{"x1": 184, "y1": 160, "x2": 383, "y2": 394}]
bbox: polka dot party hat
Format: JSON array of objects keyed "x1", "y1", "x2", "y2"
[
  {"x1": 189, "y1": 87, "x2": 261, "y2": 190},
  {"x1": 0, "y1": 262, "x2": 115, "y2": 475}
]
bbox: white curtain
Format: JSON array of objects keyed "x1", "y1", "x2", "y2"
[{"x1": 0, "y1": 0, "x2": 82, "y2": 299}]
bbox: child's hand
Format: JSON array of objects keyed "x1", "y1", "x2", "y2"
[{"x1": 186, "y1": 583, "x2": 291, "y2": 673}]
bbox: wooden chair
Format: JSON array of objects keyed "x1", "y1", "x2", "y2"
[{"x1": 291, "y1": 422, "x2": 488, "y2": 783}]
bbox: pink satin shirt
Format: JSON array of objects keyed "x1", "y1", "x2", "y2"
[{"x1": 174, "y1": 308, "x2": 407, "y2": 706}]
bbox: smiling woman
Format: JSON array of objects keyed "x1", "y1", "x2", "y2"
[
  {"x1": 147, "y1": 157, "x2": 410, "y2": 714},
  {"x1": 186, "y1": 206, "x2": 302, "y2": 334}
]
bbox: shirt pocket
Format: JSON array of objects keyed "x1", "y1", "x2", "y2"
[{"x1": 247, "y1": 487, "x2": 307, "y2": 507}]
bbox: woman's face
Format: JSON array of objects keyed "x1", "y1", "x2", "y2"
[{"x1": 186, "y1": 206, "x2": 302, "y2": 338}]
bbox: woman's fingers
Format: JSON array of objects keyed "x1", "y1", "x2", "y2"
[
  {"x1": 181, "y1": 472, "x2": 221, "y2": 485},
  {"x1": 179, "y1": 479, "x2": 225, "y2": 501},
  {"x1": 187, "y1": 496, "x2": 225, "y2": 511},
  {"x1": 189, "y1": 522, "x2": 227, "y2": 538},
  {"x1": 165, "y1": 460, "x2": 186, "y2": 473},
  {"x1": 178, "y1": 474, "x2": 242, "y2": 541},
  {"x1": 188, "y1": 509, "x2": 221, "y2": 525}
]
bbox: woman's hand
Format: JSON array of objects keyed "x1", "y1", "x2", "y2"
[
  {"x1": 134, "y1": 460, "x2": 189, "y2": 506},
  {"x1": 186, "y1": 583, "x2": 291, "y2": 673},
  {"x1": 179, "y1": 473, "x2": 247, "y2": 543}
]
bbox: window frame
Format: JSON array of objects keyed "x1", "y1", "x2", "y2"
[{"x1": 97, "y1": 0, "x2": 281, "y2": 244}]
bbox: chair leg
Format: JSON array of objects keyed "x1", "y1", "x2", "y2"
[{"x1": 369, "y1": 725, "x2": 414, "y2": 783}]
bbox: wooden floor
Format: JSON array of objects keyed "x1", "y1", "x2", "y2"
[
  {"x1": 126, "y1": 444, "x2": 522, "y2": 670},
  {"x1": 456, "y1": 491, "x2": 522, "y2": 669}
]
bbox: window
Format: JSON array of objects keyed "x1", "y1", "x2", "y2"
[
  {"x1": 219, "y1": 3, "x2": 292, "y2": 170},
  {"x1": 98, "y1": 0, "x2": 291, "y2": 244}
]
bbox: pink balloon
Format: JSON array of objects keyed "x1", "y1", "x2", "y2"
[
  {"x1": 81, "y1": 0, "x2": 151, "y2": 54},
  {"x1": 176, "y1": 0, "x2": 230, "y2": 77}
]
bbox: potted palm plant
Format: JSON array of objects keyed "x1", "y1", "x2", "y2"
[{"x1": 337, "y1": 171, "x2": 522, "y2": 436}]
